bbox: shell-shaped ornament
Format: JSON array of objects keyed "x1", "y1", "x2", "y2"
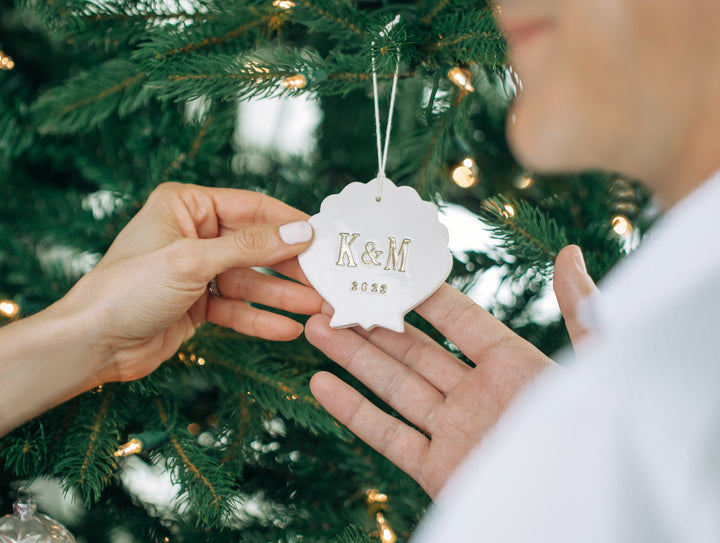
[{"x1": 298, "y1": 177, "x2": 452, "y2": 333}]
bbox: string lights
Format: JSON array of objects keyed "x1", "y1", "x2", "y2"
[
  {"x1": 114, "y1": 431, "x2": 167, "y2": 457},
  {"x1": 280, "y1": 73, "x2": 308, "y2": 90},
  {"x1": 611, "y1": 215, "x2": 632, "y2": 236},
  {"x1": 244, "y1": 61, "x2": 311, "y2": 91},
  {"x1": 514, "y1": 174, "x2": 534, "y2": 189},
  {"x1": 451, "y1": 157, "x2": 478, "y2": 188},
  {"x1": 272, "y1": 0, "x2": 295, "y2": 7},
  {"x1": 0, "y1": 51, "x2": 14, "y2": 71},
  {"x1": 375, "y1": 512, "x2": 397, "y2": 543},
  {"x1": 481, "y1": 199, "x2": 516, "y2": 220},
  {"x1": 446, "y1": 66, "x2": 474, "y2": 92},
  {"x1": 114, "y1": 438, "x2": 143, "y2": 457},
  {"x1": 178, "y1": 351, "x2": 206, "y2": 366},
  {"x1": 366, "y1": 488, "x2": 397, "y2": 542},
  {"x1": 608, "y1": 178, "x2": 637, "y2": 238},
  {"x1": 0, "y1": 300, "x2": 19, "y2": 318},
  {"x1": 366, "y1": 489, "x2": 388, "y2": 504}
]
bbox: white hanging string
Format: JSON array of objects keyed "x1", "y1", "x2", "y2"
[{"x1": 371, "y1": 15, "x2": 401, "y2": 202}]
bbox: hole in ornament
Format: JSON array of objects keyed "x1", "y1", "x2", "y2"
[{"x1": 375, "y1": 196, "x2": 382, "y2": 202}]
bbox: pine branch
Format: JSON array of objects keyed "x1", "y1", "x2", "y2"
[
  {"x1": 26, "y1": 0, "x2": 222, "y2": 35},
  {"x1": 154, "y1": 398, "x2": 238, "y2": 527},
  {"x1": 157, "y1": 402, "x2": 220, "y2": 505},
  {"x1": 0, "y1": 98, "x2": 35, "y2": 161},
  {"x1": 291, "y1": 0, "x2": 367, "y2": 36},
  {"x1": 478, "y1": 196, "x2": 570, "y2": 274},
  {"x1": 158, "y1": 13, "x2": 288, "y2": 59},
  {"x1": 32, "y1": 60, "x2": 148, "y2": 134},
  {"x1": 425, "y1": 7, "x2": 508, "y2": 69},
  {"x1": 160, "y1": 113, "x2": 216, "y2": 182},
  {"x1": 419, "y1": 0, "x2": 452, "y2": 26},
  {"x1": 0, "y1": 422, "x2": 48, "y2": 477},
  {"x1": 416, "y1": 113, "x2": 453, "y2": 197},
  {"x1": 77, "y1": 393, "x2": 113, "y2": 485},
  {"x1": 55, "y1": 390, "x2": 122, "y2": 506},
  {"x1": 219, "y1": 394, "x2": 251, "y2": 465},
  {"x1": 150, "y1": 48, "x2": 398, "y2": 102},
  {"x1": 337, "y1": 525, "x2": 375, "y2": 543}
]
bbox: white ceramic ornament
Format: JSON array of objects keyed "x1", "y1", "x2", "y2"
[{"x1": 298, "y1": 176, "x2": 452, "y2": 333}]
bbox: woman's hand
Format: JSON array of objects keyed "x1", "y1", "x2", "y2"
[
  {"x1": 305, "y1": 245, "x2": 597, "y2": 499},
  {"x1": 65, "y1": 182, "x2": 323, "y2": 385}
]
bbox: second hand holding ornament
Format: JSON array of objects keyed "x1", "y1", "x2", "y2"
[{"x1": 299, "y1": 17, "x2": 452, "y2": 333}]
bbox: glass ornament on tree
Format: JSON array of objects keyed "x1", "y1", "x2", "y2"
[{"x1": 0, "y1": 489, "x2": 76, "y2": 543}]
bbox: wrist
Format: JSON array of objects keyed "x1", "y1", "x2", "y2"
[{"x1": 51, "y1": 279, "x2": 117, "y2": 388}]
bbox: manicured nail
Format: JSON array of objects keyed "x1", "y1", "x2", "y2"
[
  {"x1": 279, "y1": 221, "x2": 313, "y2": 244},
  {"x1": 572, "y1": 245, "x2": 587, "y2": 273}
]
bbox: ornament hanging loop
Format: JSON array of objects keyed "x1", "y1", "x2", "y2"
[{"x1": 371, "y1": 15, "x2": 401, "y2": 202}]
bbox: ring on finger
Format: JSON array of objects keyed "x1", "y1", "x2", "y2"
[{"x1": 208, "y1": 276, "x2": 222, "y2": 297}]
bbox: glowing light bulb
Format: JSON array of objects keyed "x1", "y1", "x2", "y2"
[
  {"x1": 447, "y1": 66, "x2": 474, "y2": 92},
  {"x1": 280, "y1": 73, "x2": 307, "y2": 89},
  {"x1": 273, "y1": 0, "x2": 295, "y2": 7},
  {"x1": 366, "y1": 489, "x2": 389, "y2": 503},
  {"x1": 503, "y1": 204, "x2": 515, "y2": 217},
  {"x1": 0, "y1": 52, "x2": 14, "y2": 71},
  {"x1": 451, "y1": 157, "x2": 478, "y2": 188},
  {"x1": 376, "y1": 513, "x2": 397, "y2": 543},
  {"x1": 197, "y1": 357, "x2": 206, "y2": 366},
  {"x1": 612, "y1": 215, "x2": 632, "y2": 236},
  {"x1": 514, "y1": 174, "x2": 534, "y2": 189},
  {"x1": 114, "y1": 438, "x2": 143, "y2": 457},
  {"x1": 0, "y1": 300, "x2": 19, "y2": 318}
]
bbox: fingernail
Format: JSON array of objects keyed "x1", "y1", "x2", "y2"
[
  {"x1": 573, "y1": 245, "x2": 587, "y2": 273},
  {"x1": 279, "y1": 221, "x2": 313, "y2": 244}
]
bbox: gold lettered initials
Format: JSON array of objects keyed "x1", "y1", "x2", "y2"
[
  {"x1": 336, "y1": 233, "x2": 360, "y2": 267},
  {"x1": 336, "y1": 233, "x2": 411, "y2": 273},
  {"x1": 384, "y1": 237, "x2": 411, "y2": 273}
]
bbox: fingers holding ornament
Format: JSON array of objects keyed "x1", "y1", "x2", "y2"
[
  {"x1": 206, "y1": 297, "x2": 304, "y2": 341},
  {"x1": 214, "y1": 267, "x2": 322, "y2": 315}
]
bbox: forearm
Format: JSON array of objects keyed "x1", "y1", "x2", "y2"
[{"x1": 0, "y1": 299, "x2": 107, "y2": 436}]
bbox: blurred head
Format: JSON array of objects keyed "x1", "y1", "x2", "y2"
[{"x1": 496, "y1": 0, "x2": 720, "y2": 205}]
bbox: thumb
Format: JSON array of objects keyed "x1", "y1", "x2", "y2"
[
  {"x1": 553, "y1": 245, "x2": 598, "y2": 347},
  {"x1": 192, "y1": 220, "x2": 313, "y2": 277}
]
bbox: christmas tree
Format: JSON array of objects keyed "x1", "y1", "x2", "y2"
[{"x1": 0, "y1": 0, "x2": 652, "y2": 540}]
